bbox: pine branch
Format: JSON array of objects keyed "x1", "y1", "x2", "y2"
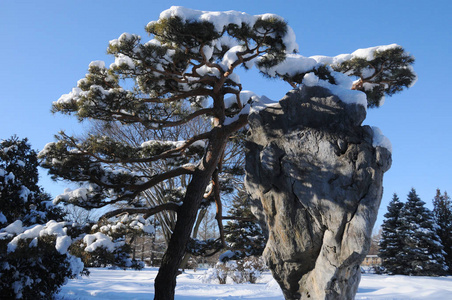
[{"x1": 100, "y1": 202, "x2": 181, "y2": 220}]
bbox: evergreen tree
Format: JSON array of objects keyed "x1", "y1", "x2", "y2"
[
  {"x1": 432, "y1": 189, "x2": 452, "y2": 274},
  {"x1": 0, "y1": 136, "x2": 84, "y2": 299},
  {"x1": 223, "y1": 190, "x2": 266, "y2": 259},
  {"x1": 39, "y1": 7, "x2": 416, "y2": 299},
  {"x1": 379, "y1": 193, "x2": 405, "y2": 274},
  {"x1": 398, "y1": 188, "x2": 447, "y2": 276},
  {"x1": 0, "y1": 136, "x2": 63, "y2": 227}
]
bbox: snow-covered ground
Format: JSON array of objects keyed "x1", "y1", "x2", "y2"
[{"x1": 57, "y1": 268, "x2": 452, "y2": 300}]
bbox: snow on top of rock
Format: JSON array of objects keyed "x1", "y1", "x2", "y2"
[
  {"x1": 371, "y1": 126, "x2": 392, "y2": 153},
  {"x1": 223, "y1": 92, "x2": 278, "y2": 125},
  {"x1": 302, "y1": 72, "x2": 367, "y2": 109}
]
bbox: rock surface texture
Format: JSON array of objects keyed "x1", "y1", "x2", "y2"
[{"x1": 245, "y1": 86, "x2": 392, "y2": 300}]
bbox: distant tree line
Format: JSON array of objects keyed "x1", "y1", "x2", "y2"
[{"x1": 379, "y1": 188, "x2": 452, "y2": 276}]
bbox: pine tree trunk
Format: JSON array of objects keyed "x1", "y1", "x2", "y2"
[{"x1": 154, "y1": 131, "x2": 227, "y2": 300}]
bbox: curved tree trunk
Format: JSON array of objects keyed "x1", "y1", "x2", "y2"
[
  {"x1": 179, "y1": 208, "x2": 207, "y2": 270},
  {"x1": 154, "y1": 130, "x2": 228, "y2": 300}
]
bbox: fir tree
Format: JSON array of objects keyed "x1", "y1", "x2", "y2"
[
  {"x1": 379, "y1": 193, "x2": 405, "y2": 274},
  {"x1": 39, "y1": 7, "x2": 416, "y2": 299},
  {"x1": 398, "y1": 188, "x2": 447, "y2": 276},
  {"x1": 223, "y1": 190, "x2": 266, "y2": 259},
  {"x1": 432, "y1": 189, "x2": 452, "y2": 274}
]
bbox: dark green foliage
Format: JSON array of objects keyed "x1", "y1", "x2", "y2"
[
  {"x1": 223, "y1": 191, "x2": 266, "y2": 259},
  {"x1": 70, "y1": 239, "x2": 143, "y2": 270},
  {"x1": 148, "y1": 17, "x2": 220, "y2": 50},
  {"x1": 0, "y1": 136, "x2": 63, "y2": 226},
  {"x1": 379, "y1": 193, "x2": 405, "y2": 274},
  {"x1": 0, "y1": 235, "x2": 83, "y2": 299},
  {"x1": 276, "y1": 64, "x2": 337, "y2": 87},
  {"x1": 334, "y1": 46, "x2": 416, "y2": 107},
  {"x1": 397, "y1": 189, "x2": 447, "y2": 276},
  {"x1": 433, "y1": 189, "x2": 452, "y2": 274},
  {"x1": 186, "y1": 237, "x2": 223, "y2": 257},
  {"x1": 41, "y1": 132, "x2": 204, "y2": 208},
  {"x1": 0, "y1": 136, "x2": 83, "y2": 299},
  {"x1": 68, "y1": 215, "x2": 154, "y2": 270}
]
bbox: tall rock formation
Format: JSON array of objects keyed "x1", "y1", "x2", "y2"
[{"x1": 245, "y1": 86, "x2": 392, "y2": 300}]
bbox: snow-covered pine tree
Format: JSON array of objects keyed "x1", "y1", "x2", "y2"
[
  {"x1": 0, "y1": 136, "x2": 63, "y2": 226},
  {"x1": 0, "y1": 136, "x2": 84, "y2": 299},
  {"x1": 39, "y1": 7, "x2": 416, "y2": 299},
  {"x1": 379, "y1": 193, "x2": 405, "y2": 274},
  {"x1": 223, "y1": 190, "x2": 266, "y2": 259},
  {"x1": 432, "y1": 189, "x2": 452, "y2": 274},
  {"x1": 398, "y1": 188, "x2": 447, "y2": 276}
]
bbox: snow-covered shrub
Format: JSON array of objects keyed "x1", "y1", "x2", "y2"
[
  {"x1": 70, "y1": 238, "x2": 143, "y2": 270},
  {"x1": 200, "y1": 262, "x2": 228, "y2": 284},
  {"x1": 241, "y1": 256, "x2": 265, "y2": 283},
  {"x1": 228, "y1": 257, "x2": 265, "y2": 284},
  {"x1": 68, "y1": 214, "x2": 153, "y2": 270},
  {"x1": 0, "y1": 221, "x2": 85, "y2": 299},
  {"x1": 201, "y1": 256, "x2": 266, "y2": 284}
]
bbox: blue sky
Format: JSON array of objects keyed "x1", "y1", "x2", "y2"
[{"x1": 1, "y1": 0, "x2": 451, "y2": 229}]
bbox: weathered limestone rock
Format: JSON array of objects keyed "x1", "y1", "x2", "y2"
[{"x1": 245, "y1": 86, "x2": 391, "y2": 300}]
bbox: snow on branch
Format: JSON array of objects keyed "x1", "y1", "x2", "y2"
[
  {"x1": 0, "y1": 220, "x2": 72, "y2": 254},
  {"x1": 100, "y1": 202, "x2": 181, "y2": 220}
]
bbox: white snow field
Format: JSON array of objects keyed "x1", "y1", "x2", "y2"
[{"x1": 57, "y1": 267, "x2": 452, "y2": 300}]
